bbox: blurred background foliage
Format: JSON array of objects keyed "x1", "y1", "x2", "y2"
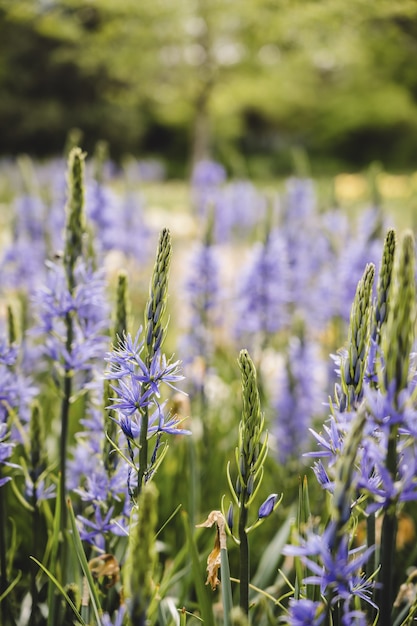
[{"x1": 1, "y1": 0, "x2": 417, "y2": 175}]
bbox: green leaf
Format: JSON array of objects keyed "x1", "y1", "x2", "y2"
[
  {"x1": 30, "y1": 557, "x2": 86, "y2": 625},
  {"x1": 67, "y1": 497, "x2": 103, "y2": 625},
  {"x1": 181, "y1": 511, "x2": 215, "y2": 626}
]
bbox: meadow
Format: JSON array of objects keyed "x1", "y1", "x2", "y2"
[{"x1": 1, "y1": 149, "x2": 417, "y2": 625}]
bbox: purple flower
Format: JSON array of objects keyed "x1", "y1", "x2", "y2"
[
  {"x1": 147, "y1": 401, "x2": 191, "y2": 437},
  {"x1": 0, "y1": 334, "x2": 38, "y2": 427},
  {"x1": 284, "y1": 178, "x2": 316, "y2": 221},
  {"x1": 235, "y1": 229, "x2": 290, "y2": 342},
  {"x1": 286, "y1": 598, "x2": 325, "y2": 626},
  {"x1": 284, "y1": 522, "x2": 375, "y2": 611},
  {"x1": 211, "y1": 181, "x2": 267, "y2": 242},
  {"x1": 179, "y1": 239, "x2": 221, "y2": 391},
  {"x1": 0, "y1": 194, "x2": 48, "y2": 292},
  {"x1": 274, "y1": 335, "x2": 326, "y2": 464},
  {"x1": 101, "y1": 606, "x2": 127, "y2": 626},
  {"x1": 33, "y1": 259, "x2": 110, "y2": 374},
  {"x1": 306, "y1": 411, "x2": 355, "y2": 468},
  {"x1": 105, "y1": 330, "x2": 190, "y2": 465},
  {"x1": 0, "y1": 423, "x2": 18, "y2": 487},
  {"x1": 25, "y1": 477, "x2": 56, "y2": 501},
  {"x1": 85, "y1": 175, "x2": 153, "y2": 263},
  {"x1": 258, "y1": 493, "x2": 279, "y2": 518},
  {"x1": 191, "y1": 159, "x2": 226, "y2": 188},
  {"x1": 78, "y1": 505, "x2": 118, "y2": 551},
  {"x1": 312, "y1": 460, "x2": 334, "y2": 493},
  {"x1": 191, "y1": 160, "x2": 226, "y2": 227}
]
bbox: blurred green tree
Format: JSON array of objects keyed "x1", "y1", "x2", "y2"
[{"x1": 0, "y1": 0, "x2": 417, "y2": 172}]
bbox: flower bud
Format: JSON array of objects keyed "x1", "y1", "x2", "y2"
[
  {"x1": 258, "y1": 493, "x2": 279, "y2": 519},
  {"x1": 227, "y1": 502, "x2": 234, "y2": 533}
]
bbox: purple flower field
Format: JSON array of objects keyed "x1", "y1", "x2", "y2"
[{"x1": 0, "y1": 151, "x2": 416, "y2": 625}]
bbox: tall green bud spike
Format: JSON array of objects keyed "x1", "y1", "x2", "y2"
[
  {"x1": 340, "y1": 263, "x2": 375, "y2": 409},
  {"x1": 29, "y1": 402, "x2": 46, "y2": 474},
  {"x1": 144, "y1": 228, "x2": 172, "y2": 362},
  {"x1": 64, "y1": 147, "x2": 86, "y2": 289},
  {"x1": 367, "y1": 230, "x2": 396, "y2": 388},
  {"x1": 238, "y1": 349, "x2": 263, "y2": 475},
  {"x1": 383, "y1": 230, "x2": 416, "y2": 397},
  {"x1": 235, "y1": 349, "x2": 268, "y2": 616},
  {"x1": 124, "y1": 482, "x2": 158, "y2": 626},
  {"x1": 114, "y1": 270, "x2": 130, "y2": 343},
  {"x1": 374, "y1": 229, "x2": 396, "y2": 342},
  {"x1": 93, "y1": 139, "x2": 109, "y2": 184},
  {"x1": 105, "y1": 270, "x2": 131, "y2": 472},
  {"x1": 137, "y1": 229, "x2": 172, "y2": 496},
  {"x1": 7, "y1": 305, "x2": 16, "y2": 346}
]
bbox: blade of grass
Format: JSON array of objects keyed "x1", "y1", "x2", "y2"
[
  {"x1": 181, "y1": 511, "x2": 215, "y2": 626},
  {"x1": 67, "y1": 497, "x2": 103, "y2": 625},
  {"x1": 157, "y1": 596, "x2": 181, "y2": 626},
  {"x1": 250, "y1": 506, "x2": 294, "y2": 592},
  {"x1": 47, "y1": 471, "x2": 62, "y2": 626},
  {"x1": 155, "y1": 504, "x2": 182, "y2": 539},
  {"x1": 0, "y1": 569, "x2": 21, "y2": 603},
  {"x1": 220, "y1": 547, "x2": 233, "y2": 626},
  {"x1": 30, "y1": 556, "x2": 86, "y2": 625}
]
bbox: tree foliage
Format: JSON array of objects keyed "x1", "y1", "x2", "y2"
[{"x1": 1, "y1": 0, "x2": 417, "y2": 172}]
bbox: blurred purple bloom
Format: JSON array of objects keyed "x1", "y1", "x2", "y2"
[
  {"x1": 286, "y1": 598, "x2": 325, "y2": 626},
  {"x1": 211, "y1": 181, "x2": 267, "y2": 242},
  {"x1": 78, "y1": 505, "x2": 118, "y2": 551},
  {"x1": 327, "y1": 208, "x2": 383, "y2": 323},
  {"x1": 25, "y1": 477, "x2": 56, "y2": 501},
  {"x1": 0, "y1": 423, "x2": 18, "y2": 487},
  {"x1": 274, "y1": 336, "x2": 326, "y2": 464},
  {"x1": 191, "y1": 159, "x2": 226, "y2": 188},
  {"x1": 281, "y1": 178, "x2": 336, "y2": 327},
  {"x1": 101, "y1": 606, "x2": 127, "y2": 626},
  {"x1": 0, "y1": 334, "x2": 38, "y2": 427},
  {"x1": 0, "y1": 194, "x2": 48, "y2": 292},
  {"x1": 116, "y1": 189, "x2": 152, "y2": 262},
  {"x1": 184, "y1": 242, "x2": 220, "y2": 317},
  {"x1": 284, "y1": 177, "x2": 316, "y2": 221},
  {"x1": 235, "y1": 229, "x2": 289, "y2": 342},
  {"x1": 0, "y1": 339, "x2": 18, "y2": 366},
  {"x1": 179, "y1": 239, "x2": 221, "y2": 388},
  {"x1": 86, "y1": 177, "x2": 152, "y2": 262},
  {"x1": 191, "y1": 160, "x2": 227, "y2": 230},
  {"x1": 86, "y1": 180, "x2": 119, "y2": 251},
  {"x1": 33, "y1": 259, "x2": 110, "y2": 373}
]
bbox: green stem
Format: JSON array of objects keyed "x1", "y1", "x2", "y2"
[
  {"x1": 238, "y1": 495, "x2": 249, "y2": 617},
  {"x1": 60, "y1": 375, "x2": 72, "y2": 529},
  {"x1": 0, "y1": 473, "x2": 10, "y2": 625},
  {"x1": 137, "y1": 393, "x2": 150, "y2": 498},
  {"x1": 59, "y1": 311, "x2": 74, "y2": 571},
  {"x1": 28, "y1": 484, "x2": 39, "y2": 626},
  {"x1": 379, "y1": 511, "x2": 397, "y2": 626},
  {"x1": 366, "y1": 512, "x2": 377, "y2": 621},
  {"x1": 378, "y1": 429, "x2": 398, "y2": 626},
  {"x1": 220, "y1": 548, "x2": 233, "y2": 626}
]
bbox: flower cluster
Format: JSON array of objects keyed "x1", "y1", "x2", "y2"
[{"x1": 105, "y1": 329, "x2": 189, "y2": 497}]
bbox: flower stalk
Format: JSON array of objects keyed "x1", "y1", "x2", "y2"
[
  {"x1": 137, "y1": 228, "x2": 172, "y2": 497},
  {"x1": 123, "y1": 482, "x2": 158, "y2": 625},
  {"x1": 340, "y1": 263, "x2": 375, "y2": 411},
  {"x1": 59, "y1": 147, "x2": 86, "y2": 569},
  {"x1": 378, "y1": 231, "x2": 416, "y2": 626},
  {"x1": 226, "y1": 349, "x2": 270, "y2": 617}
]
